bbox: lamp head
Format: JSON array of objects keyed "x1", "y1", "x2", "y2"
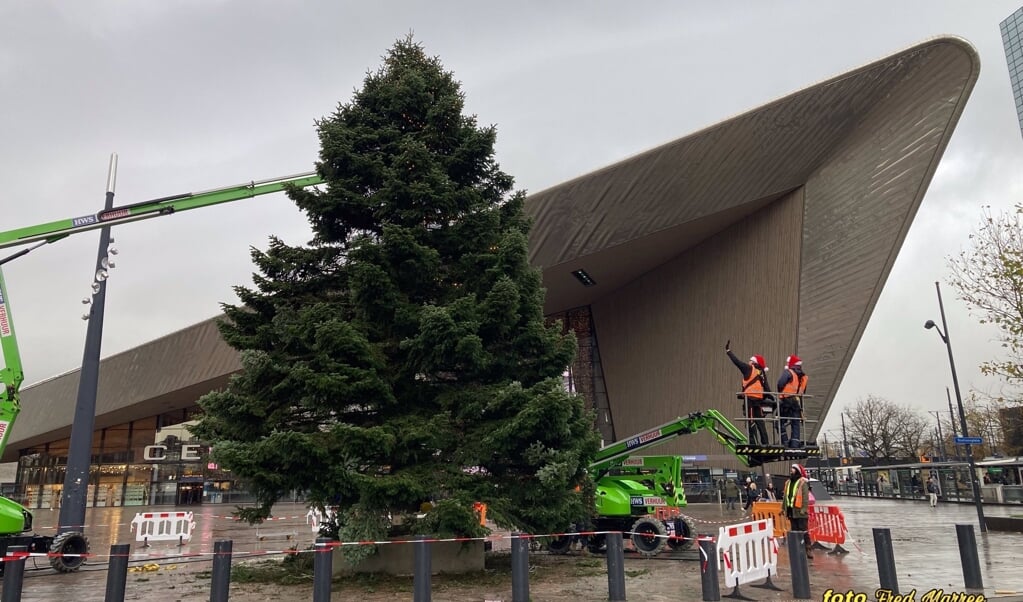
[{"x1": 924, "y1": 320, "x2": 936, "y2": 330}]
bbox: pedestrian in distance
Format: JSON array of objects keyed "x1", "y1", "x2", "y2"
[
  {"x1": 777, "y1": 354, "x2": 808, "y2": 447},
  {"x1": 744, "y1": 478, "x2": 759, "y2": 511},
  {"x1": 926, "y1": 474, "x2": 941, "y2": 507},
  {"x1": 762, "y1": 480, "x2": 777, "y2": 501},
  {"x1": 725, "y1": 340, "x2": 775, "y2": 445},
  {"x1": 782, "y1": 463, "x2": 814, "y2": 560},
  {"x1": 724, "y1": 478, "x2": 740, "y2": 510}
]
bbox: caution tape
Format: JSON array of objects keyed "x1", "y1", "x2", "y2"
[
  {"x1": 0, "y1": 526, "x2": 726, "y2": 565},
  {"x1": 676, "y1": 510, "x2": 751, "y2": 526}
]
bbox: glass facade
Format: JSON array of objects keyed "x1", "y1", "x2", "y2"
[
  {"x1": 11, "y1": 409, "x2": 252, "y2": 509},
  {"x1": 1002, "y1": 6, "x2": 1023, "y2": 138}
]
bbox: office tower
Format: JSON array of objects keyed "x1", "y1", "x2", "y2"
[{"x1": 1002, "y1": 6, "x2": 1023, "y2": 138}]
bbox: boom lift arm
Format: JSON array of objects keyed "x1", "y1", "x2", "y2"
[
  {"x1": 0, "y1": 172, "x2": 322, "y2": 253},
  {"x1": 0, "y1": 171, "x2": 323, "y2": 458},
  {"x1": 0, "y1": 274, "x2": 23, "y2": 456},
  {"x1": 590, "y1": 409, "x2": 819, "y2": 473}
]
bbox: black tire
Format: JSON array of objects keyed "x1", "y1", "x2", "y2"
[
  {"x1": 546, "y1": 534, "x2": 574, "y2": 555},
  {"x1": 49, "y1": 531, "x2": 89, "y2": 573},
  {"x1": 630, "y1": 516, "x2": 666, "y2": 557},
  {"x1": 666, "y1": 516, "x2": 696, "y2": 551},
  {"x1": 585, "y1": 533, "x2": 607, "y2": 554}
]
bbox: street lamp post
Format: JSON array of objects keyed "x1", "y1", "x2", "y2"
[
  {"x1": 925, "y1": 281, "x2": 987, "y2": 533},
  {"x1": 947, "y1": 388, "x2": 960, "y2": 460},
  {"x1": 840, "y1": 412, "x2": 851, "y2": 459},
  {"x1": 928, "y1": 410, "x2": 945, "y2": 462}
]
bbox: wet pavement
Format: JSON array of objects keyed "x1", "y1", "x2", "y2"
[
  {"x1": 0, "y1": 497, "x2": 1021, "y2": 600},
  {"x1": 678, "y1": 496, "x2": 1023, "y2": 600},
  {"x1": 6, "y1": 501, "x2": 320, "y2": 601}
]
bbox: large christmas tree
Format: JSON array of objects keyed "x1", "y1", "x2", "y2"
[{"x1": 193, "y1": 37, "x2": 599, "y2": 547}]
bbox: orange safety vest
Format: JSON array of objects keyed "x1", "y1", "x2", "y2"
[
  {"x1": 742, "y1": 365, "x2": 764, "y2": 400},
  {"x1": 780, "y1": 369, "x2": 808, "y2": 398},
  {"x1": 784, "y1": 478, "x2": 806, "y2": 509}
]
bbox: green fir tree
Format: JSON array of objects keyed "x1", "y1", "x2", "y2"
[{"x1": 193, "y1": 37, "x2": 599, "y2": 550}]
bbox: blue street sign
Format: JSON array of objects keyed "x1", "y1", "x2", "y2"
[{"x1": 954, "y1": 436, "x2": 983, "y2": 445}]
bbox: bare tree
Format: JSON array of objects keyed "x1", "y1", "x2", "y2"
[
  {"x1": 845, "y1": 396, "x2": 929, "y2": 461},
  {"x1": 891, "y1": 408, "x2": 929, "y2": 459},
  {"x1": 963, "y1": 394, "x2": 1007, "y2": 458}
]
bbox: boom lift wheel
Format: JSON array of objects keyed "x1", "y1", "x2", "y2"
[
  {"x1": 49, "y1": 531, "x2": 89, "y2": 573},
  {"x1": 666, "y1": 516, "x2": 697, "y2": 551},
  {"x1": 629, "y1": 516, "x2": 666, "y2": 557},
  {"x1": 585, "y1": 533, "x2": 607, "y2": 554},
  {"x1": 545, "y1": 534, "x2": 574, "y2": 555}
]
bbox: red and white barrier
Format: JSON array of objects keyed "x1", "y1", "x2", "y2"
[
  {"x1": 717, "y1": 518, "x2": 778, "y2": 590},
  {"x1": 808, "y1": 504, "x2": 851, "y2": 554},
  {"x1": 129, "y1": 511, "x2": 196, "y2": 547}
]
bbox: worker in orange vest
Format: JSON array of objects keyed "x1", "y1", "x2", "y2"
[
  {"x1": 725, "y1": 340, "x2": 774, "y2": 445},
  {"x1": 782, "y1": 463, "x2": 814, "y2": 560},
  {"x1": 777, "y1": 355, "x2": 808, "y2": 448}
]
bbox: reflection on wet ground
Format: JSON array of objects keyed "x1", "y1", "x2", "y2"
[
  {"x1": 681, "y1": 496, "x2": 1023, "y2": 599},
  {"x1": 1, "y1": 497, "x2": 1022, "y2": 600}
]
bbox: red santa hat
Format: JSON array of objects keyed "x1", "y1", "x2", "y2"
[
  {"x1": 786, "y1": 355, "x2": 802, "y2": 368},
  {"x1": 750, "y1": 355, "x2": 767, "y2": 369}
]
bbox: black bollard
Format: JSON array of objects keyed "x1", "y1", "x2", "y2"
[
  {"x1": 787, "y1": 531, "x2": 811, "y2": 600},
  {"x1": 313, "y1": 537, "x2": 334, "y2": 602},
  {"x1": 699, "y1": 537, "x2": 721, "y2": 602},
  {"x1": 872, "y1": 528, "x2": 899, "y2": 594},
  {"x1": 606, "y1": 532, "x2": 626, "y2": 601},
  {"x1": 414, "y1": 535, "x2": 432, "y2": 602},
  {"x1": 511, "y1": 533, "x2": 530, "y2": 602},
  {"x1": 210, "y1": 539, "x2": 233, "y2": 602},
  {"x1": 104, "y1": 543, "x2": 130, "y2": 602},
  {"x1": 2, "y1": 544, "x2": 27, "y2": 602},
  {"x1": 955, "y1": 524, "x2": 984, "y2": 590}
]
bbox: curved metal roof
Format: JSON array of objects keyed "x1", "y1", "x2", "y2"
[
  {"x1": 527, "y1": 36, "x2": 979, "y2": 434},
  {"x1": 5, "y1": 37, "x2": 980, "y2": 461}
]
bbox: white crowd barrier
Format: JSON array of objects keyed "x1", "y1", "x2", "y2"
[
  {"x1": 717, "y1": 518, "x2": 778, "y2": 589},
  {"x1": 129, "y1": 511, "x2": 196, "y2": 546},
  {"x1": 306, "y1": 507, "x2": 336, "y2": 534}
]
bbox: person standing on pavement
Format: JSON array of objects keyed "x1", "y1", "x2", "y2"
[
  {"x1": 744, "y1": 478, "x2": 759, "y2": 511},
  {"x1": 777, "y1": 355, "x2": 808, "y2": 447},
  {"x1": 724, "y1": 478, "x2": 740, "y2": 510},
  {"x1": 762, "y1": 480, "x2": 778, "y2": 501},
  {"x1": 725, "y1": 340, "x2": 774, "y2": 445},
  {"x1": 926, "y1": 474, "x2": 941, "y2": 507},
  {"x1": 782, "y1": 463, "x2": 814, "y2": 560}
]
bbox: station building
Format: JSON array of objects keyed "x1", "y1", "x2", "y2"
[{"x1": 2, "y1": 37, "x2": 980, "y2": 507}]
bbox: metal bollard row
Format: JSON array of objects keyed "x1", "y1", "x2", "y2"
[{"x1": 0, "y1": 522, "x2": 996, "y2": 602}]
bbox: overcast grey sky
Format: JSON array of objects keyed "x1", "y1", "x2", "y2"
[{"x1": 2, "y1": 2, "x2": 1022, "y2": 439}]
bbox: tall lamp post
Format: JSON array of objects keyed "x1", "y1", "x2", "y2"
[
  {"x1": 925, "y1": 281, "x2": 986, "y2": 532},
  {"x1": 928, "y1": 410, "x2": 945, "y2": 462},
  {"x1": 840, "y1": 413, "x2": 849, "y2": 459}
]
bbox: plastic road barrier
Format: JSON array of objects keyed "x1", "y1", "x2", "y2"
[
  {"x1": 750, "y1": 501, "x2": 789, "y2": 536},
  {"x1": 808, "y1": 504, "x2": 850, "y2": 554},
  {"x1": 717, "y1": 518, "x2": 778, "y2": 590},
  {"x1": 129, "y1": 511, "x2": 195, "y2": 546}
]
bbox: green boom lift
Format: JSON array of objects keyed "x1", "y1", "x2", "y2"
[
  {"x1": 550, "y1": 410, "x2": 819, "y2": 557},
  {"x1": 0, "y1": 171, "x2": 322, "y2": 572}
]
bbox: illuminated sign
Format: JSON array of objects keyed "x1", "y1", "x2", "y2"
[{"x1": 143, "y1": 444, "x2": 203, "y2": 462}]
